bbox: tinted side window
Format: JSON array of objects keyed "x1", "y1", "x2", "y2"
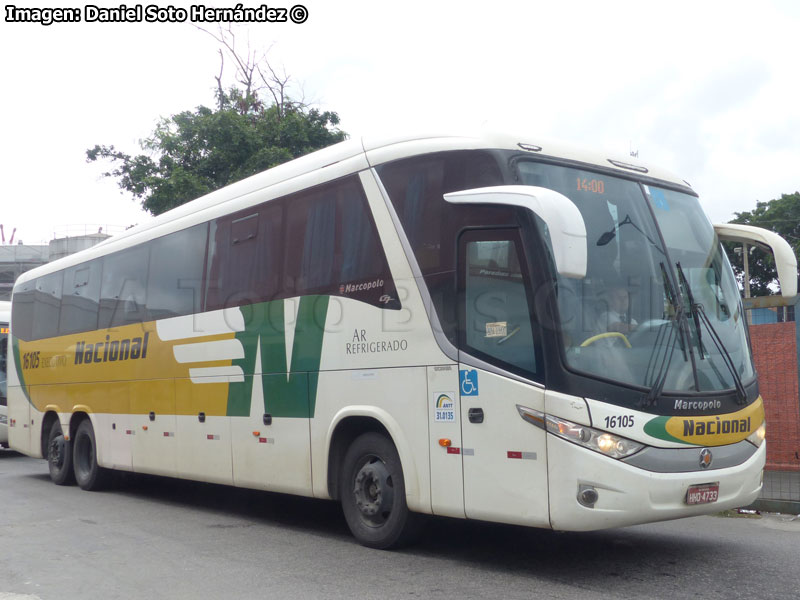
[
  {"x1": 340, "y1": 184, "x2": 389, "y2": 284},
  {"x1": 206, "y1": 175, "x2": 397, "y2": 310},
  {"x1": 147, "y1": 224, "x2": 208, "y2": 320},
  {"x1": 99, "y1": 245, "x2": 149, "y2": 329},
  {"x1": 206, "y1": 204, "x2": 282, "y2": 310},
  {"x1": 285, "y1": 176, "x2": 398, "y2": 308},
  {"x1": 32, "y1": 271, "x2": 63, "y2": 340},
  {"x1": 377, "y1": 151, "x2": 511, "y2": 341},
  {"x1": 11, "y1": 279, "x2": 36, "y2": 341},
  {"x1": 294, "y1": 188, "x2": 337, "y2": 294},
  {"x1": 59, "y1": 260, "x2": 102, "y2": 336}
]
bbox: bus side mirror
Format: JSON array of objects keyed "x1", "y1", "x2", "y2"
[
  {"x1": 444, "y1": 185, "x2": 587, "y2": 279},
  {"x1": 714, "y1": 223, "x2": 798, "y2": 298}
]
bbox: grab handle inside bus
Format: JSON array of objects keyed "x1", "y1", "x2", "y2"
[{"x1": 444, "y1": 185, "x2": 587, "y2": 279}]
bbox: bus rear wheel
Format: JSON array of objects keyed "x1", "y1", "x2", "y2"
[
  {"x1": 340, "y1": 432, "x2": 420, "y2": 549},
  {"x1": 47, "y1": 421, "x2": 75, "y2": 486},
  {"x1": 73, "y1": 419, "x2": 109, "y2": 491}
]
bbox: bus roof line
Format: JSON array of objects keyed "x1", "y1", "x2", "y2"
[{"x1": 15, "y1": 131, "x2": 685, "y2": 286}]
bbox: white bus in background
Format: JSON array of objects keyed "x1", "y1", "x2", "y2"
[
  {"x1": 0, "y1": 300, "x2": 9, "y2": 447},
  {"x1": 6, "y1": 131, "x2": 797, "y2": 548}
]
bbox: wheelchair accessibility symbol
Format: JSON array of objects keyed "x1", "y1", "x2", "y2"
[{"x1": 460, "y1": 369, "x2": 479, "y2": 396}]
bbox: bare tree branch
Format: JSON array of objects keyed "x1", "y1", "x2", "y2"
[
  {"x1": 195, "y1": 23, "x2": 307, "y2": 118},
  {"x1": 255, "y1": 61, "x2": 291, "y2": 117},
  {"x1": 215, "y1": 49, "x2": 225, "y2": 110}
]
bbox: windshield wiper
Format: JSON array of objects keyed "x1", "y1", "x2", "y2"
[
  {"x1": 676, "y1": 262, "x2": 705, "y2": 360},
  {"x1": 676, "y1": 263, "x2": 747, "y2": 404},
  {"x1": 641, "y1": 310, "x2": 682, "y2": 408},
  {"x1": 675, "y1": 263, "x2": 747, "y2": 404},
  {"x1": 676, "y1": 261, "x2": 728, "y2": 389},
  {"x1": 640, "y1": 263, "x2": 688, "y2": 408}
]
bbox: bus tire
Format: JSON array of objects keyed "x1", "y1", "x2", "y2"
[
  {"x1": 73, "y1": 419, "x2": 109, "y2": 491},
  {"x1": 47, "y1": 421, "x2": 75, "y2": 486},
  {"x1": 340, "y1": 432, "x2": 420, "y2": 549}
]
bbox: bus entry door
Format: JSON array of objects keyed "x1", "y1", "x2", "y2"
[
  {"x1": 458, "y1": 367, "x2": 549, "y2": 527},
  {"x1": 457, "y1": 228, "x2": 549, "y2": 527}
]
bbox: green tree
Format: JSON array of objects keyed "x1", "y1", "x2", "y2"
[
  {"x1": 87, "y1": 27, "x2": 346, "y2": 216},
  {"x1": 726, "y1": 192, "x2": 800, "y2": 296}
]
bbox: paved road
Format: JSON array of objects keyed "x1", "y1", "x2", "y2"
[{"x1": 1, "y1": 450, "x2": 798, "y2": 600}]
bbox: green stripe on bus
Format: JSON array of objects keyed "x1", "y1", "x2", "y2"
[
  {"x1": 643, "y1": 415, "x2": 692, "y2": 445},
  {"x1": 226, "y1": 296, "x2": 329, "y2": 418},
  {"x1": 11, "y1": 336, "x2": 32, "y2": 405}
]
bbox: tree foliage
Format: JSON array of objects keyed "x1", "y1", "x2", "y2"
[
  {"x1": 87, "y1": 27, "x2": 346, "y2": 216},
  {"x1": 725, "y1": 192, "x2": 800, "y2": 296}
]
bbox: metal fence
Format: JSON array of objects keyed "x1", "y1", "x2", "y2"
[{"x1": 745, "y1": 295, "x2": 800, "y2": 513}]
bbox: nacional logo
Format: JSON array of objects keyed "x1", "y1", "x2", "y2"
[
  {"x1": 74, "y1": 333, "x2": 150, "y2": 365},
  {"x1": 643, "y1": 397, "x2": 764, "y2": 447}
]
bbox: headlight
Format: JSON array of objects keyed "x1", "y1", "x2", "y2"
[
  {"x1": 746, "y1": 420, "x2": 766, "y2": 448},
  {"x1": 517, "y1": 405, "x2": 644, "y2": 459}
]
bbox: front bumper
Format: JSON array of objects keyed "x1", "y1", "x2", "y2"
[{"x1": 547, "y1": 435, "x2": 765, "y2": 530}]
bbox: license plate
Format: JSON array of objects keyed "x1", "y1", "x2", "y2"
[{"x1": 686, "y1": 483, "x2": 719, "y2": 505}]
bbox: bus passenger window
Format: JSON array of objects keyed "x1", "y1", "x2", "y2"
[
  {"x1": 283, "y1": 176, "x2": 397, "y2": 308},
  {"x1": 339, "y1": 188, "x2": 385, "y2": 284},
  {"x1": 206, "y1": 205, "x2": 282, "y2": 310},
  {"x1": 32, "y1": 271, "x2": 63, "y2": 341},
  {"x1": 146, "y1": 224, "x2": 208, "y2": 320},
  {"x1": 299, "y1": 193, "x2": 337, "y2": 293},
  {"x1": 99, "y1": 245, "x2": 149, "y2": 329},
  {"x1": 10, "y1": 279, "x2": 35, "y2": 341},
  {"x1": 59, "y1": 260, "x2": 101, "y2": 336}
]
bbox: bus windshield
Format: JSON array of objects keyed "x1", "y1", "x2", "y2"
[{"x1": 516, "y1": 161, "x2": 754, "y2": 395}]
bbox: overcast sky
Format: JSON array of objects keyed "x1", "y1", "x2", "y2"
[{"x1": 2, "y1": 0, "x2": 799, "y2": 244}]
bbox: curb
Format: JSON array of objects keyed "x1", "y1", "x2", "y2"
[{"x1": 745, "y1": 499, "x2": 800, "y2": 515}]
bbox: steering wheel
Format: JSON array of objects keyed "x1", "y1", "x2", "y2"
[{"x1": 579, "y1": 332, "x2": 632, "y2": 348}]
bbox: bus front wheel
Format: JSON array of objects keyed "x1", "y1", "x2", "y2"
[
  {"x1": 47, "y1": 421, "x2": 75, "y2": 486},
  {"x1": 340, "y1": 432, "x2": 420, "y2": 549},
  {"x1": 73, "y1": 419, "x2": 109, "y2": 491}
]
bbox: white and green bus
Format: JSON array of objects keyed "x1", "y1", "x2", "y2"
[{"x1": 7, "y1": 132, "x2": 797, "y2": 547}]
